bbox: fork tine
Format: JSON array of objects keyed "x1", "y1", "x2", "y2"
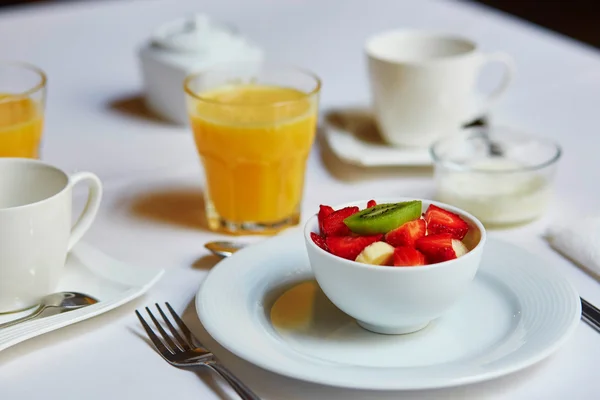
[
  {"x1": 156, "y1": 303, "x2": 191, "y2": 351},
  {"x1": 165, "y1": 302, "x2": 198, "y2": 346},
  {"x1": 145, "y1": 306, "x2": 179, "y2": 353},
  {"x1": 135, "y1": 310, "x2": 174, "y2": 356}
]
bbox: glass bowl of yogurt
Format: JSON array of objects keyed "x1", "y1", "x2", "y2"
[{"x1": 430, "y1": 127, "x2": 561, "y2": 228}]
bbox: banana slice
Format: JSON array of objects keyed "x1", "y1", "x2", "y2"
[
  {"x1": 451, "y1": 239, "x2": 468, "y2": 258},
  {"x1": 355, "y1": 241, "x2": 395, "y2": 265}
]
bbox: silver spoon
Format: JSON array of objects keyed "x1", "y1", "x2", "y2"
[
  {"x1": 482, "y1": 129, "x2": 504, "y2": 157},
  {"x1": 0, "y1": 292, "x2": 99, "y2": 329},
  {"x1": 464, "y1": 116, "x2": 503, "y2": 157},
  {"x1": 204, "y1": 241, "x2": 246, "y2": 258}
]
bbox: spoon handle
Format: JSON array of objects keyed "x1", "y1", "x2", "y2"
[{"x1": 0, "y1": 307, "x2": 44, "y2": 330}]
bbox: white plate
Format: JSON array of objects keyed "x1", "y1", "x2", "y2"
[
  {"x1": 197, "y1": 232, "x2": 581, "y2": 390},
  {"x1": 0, "y1": 242, "x2": 164, "y2": 352}
]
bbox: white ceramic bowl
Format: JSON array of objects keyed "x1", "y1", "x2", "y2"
[{"x1": 304, "y1": 198, "x2": 486, "y2": 335}]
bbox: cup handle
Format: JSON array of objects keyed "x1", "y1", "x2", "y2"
[
  {"x1": 465, "y1": 52, "x2": 516, "y2": 123},
  {"x1": 67, "y1": 172, "x2": 103, "y2": 251}
]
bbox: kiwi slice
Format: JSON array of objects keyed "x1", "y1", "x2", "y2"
[{"x1": 343, "y1": 201, "x2": 422, "y2": 234}]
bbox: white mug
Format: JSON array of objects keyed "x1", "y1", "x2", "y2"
[
  {"x1": 366, "y1": 30, "x2": 515, "y2": 147},
  {"x1": 0, "y1": 158, "x2": 102, "y2": 313}
]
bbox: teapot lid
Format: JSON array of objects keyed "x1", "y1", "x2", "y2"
[{"x1": 151, "y1": 14, "x2": 244, "y2": 53}]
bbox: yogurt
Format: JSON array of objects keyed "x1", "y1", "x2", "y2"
[{"x1": 436, "y1": 159, "x2": 552, "y2": 226}]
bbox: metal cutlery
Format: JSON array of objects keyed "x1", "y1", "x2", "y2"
[
  {"x1": 581, "y1": 298, "x2": 600, "y2": 333},
  {"x1": 205, "y1": 240, "x2": 600, "y2": 332},
  {"x1": 463, "y1": 116, "x2": 504, "y2": 157},
  {"x1": 204, "y1": 241, "x2": 247, "y2": 258},
  {"x1": 205, "y1": 241, "x2": 244, "y2": 258},
  {"x1": 0, "y1": 292, "x2": 98, "y2": 330},
  {"x1": 136, "y1": 302, "x2": 260, "y2": 400}
]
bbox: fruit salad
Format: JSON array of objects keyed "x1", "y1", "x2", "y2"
[{"x1": 310, "y1": 200, "x2": 471, "y2": 267}]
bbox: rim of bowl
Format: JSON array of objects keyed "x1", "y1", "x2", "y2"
[
  {"x1": 429, "y1": 126, "x2": 562, "y2": 174},
  {"x1": 183, "y1": 63, "x2": 322, "y2": 107},
  {"x1": 303, "y1": 198, "x2": 487, "y2": 272}
]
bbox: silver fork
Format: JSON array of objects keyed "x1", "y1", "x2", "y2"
[{"x1": 136, "y1": 302, "x2": 260, "y2": 400}]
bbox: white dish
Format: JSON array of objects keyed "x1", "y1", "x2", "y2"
[
  {"x1": 197, "y1": 232, "x2": 581, "y2": 390},
  {"x1": 324, "y1": 122, "x2": 433, "y2": 167},
  {"x1": 303, "y1": 198, "x2": 486, "y2": 335},
  {"x1": 322, "y1": 108, "x2": 486, "y2": 168},
  {"x1": 0, "y1": 242, "x2": 164, "y2": 352}
]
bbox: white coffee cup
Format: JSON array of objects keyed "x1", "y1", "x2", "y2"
[
  {"x1": 366, "y1": 30, "x2": 515, "y2": 147},
  {"x1": 0, "y1": 158, "x2": 102, "y2": 313}
]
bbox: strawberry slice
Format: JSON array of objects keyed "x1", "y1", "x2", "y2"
[
  {"x1": 385, "y1": 219, "x2": 426, "y2": 247},
  {"x1": 393, "y1": 246, "x2": 426, "y2": 267},
  {"x1": 318, "y1": 205, "x2": 335, "y2": 234},
  {"x1": 321, "y1": 206, "x2": 359, "y2": 236},
  {"x1": 424, "y1": 205, "x2": 469, "y2": 240},
  {"x1": 310, "y1": 232, "x2": 329, "y2": 252},
  {"x1": 326, "y1": 234, "x2": 383, "y2": 260},
  {"x1": 367, "y1": 199, "x2": 377, "y2": 208},
  {"x1": 415, "y1": 234, "x2": 469, "y2": 264}
]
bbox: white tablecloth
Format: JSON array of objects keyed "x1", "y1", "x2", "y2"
[{"x1": 1, "y1": 0, "x2": 599, "y2": 398}]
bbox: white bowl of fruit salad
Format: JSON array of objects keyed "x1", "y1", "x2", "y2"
[{"x1": 304, "y1": 198, "x2": 486, "y2": 335}]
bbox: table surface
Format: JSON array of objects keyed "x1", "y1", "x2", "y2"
[{"x1": 1, "y1": 0, "x2": 600, "y2": 398}]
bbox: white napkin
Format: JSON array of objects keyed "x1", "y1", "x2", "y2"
[{"x1": 547, "y1": 215, "x2": 600, "y2": 275}]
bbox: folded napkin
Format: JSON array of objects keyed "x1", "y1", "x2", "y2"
[{"x1": 547, "y1": 215, "x2": 600, "y2": 276}]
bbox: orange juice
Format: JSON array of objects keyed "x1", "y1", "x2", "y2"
[
  {"x1": 189, "y1": 84, "x2": 318, "y2": 232},
  {"x1": 0, "y1": 95, "x2": 44, "y2": 158}
]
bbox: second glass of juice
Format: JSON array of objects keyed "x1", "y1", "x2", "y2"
[
  {"x1": 184, "y1": 64, "x2": 321, "y2": 235},
  {"x1": 0, "y1": 62, "x2": 46, "y2": 158}
]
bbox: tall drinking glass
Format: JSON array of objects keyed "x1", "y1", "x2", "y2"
[
  {"x1": 0, "y1": 62, "x2": 46, "y2": 158},
  {"x1": 184, "y1": 64, "x2": 321, "y2": 235}
]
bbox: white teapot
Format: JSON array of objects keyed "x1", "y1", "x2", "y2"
[{"x1": 138, "y1": 14, "x2": 263, "y2": 125}]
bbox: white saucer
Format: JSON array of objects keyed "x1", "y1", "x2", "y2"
[
  {"x1": 322, "y1": 107, "x2": 432, "y2": 167},
  {"x1": 322, "y1": 107, "x2": 485, "y2": 167},
  {"x1": 0, "y1": 242, "x2": 164, "y2": 352},
  {"x1": 324, "y1": 123, "x2": 433, "y2": 167},
  {"x1": 197, "y1": 232, "x2": 581, "y2": 390}
]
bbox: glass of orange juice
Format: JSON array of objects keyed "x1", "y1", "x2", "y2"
[
  {"x1": 184, "y1": 64, "x2": 321, "y2": 235},
  {"x1": 0, "y1": 62, "x2": 46, "y2": 158}
]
